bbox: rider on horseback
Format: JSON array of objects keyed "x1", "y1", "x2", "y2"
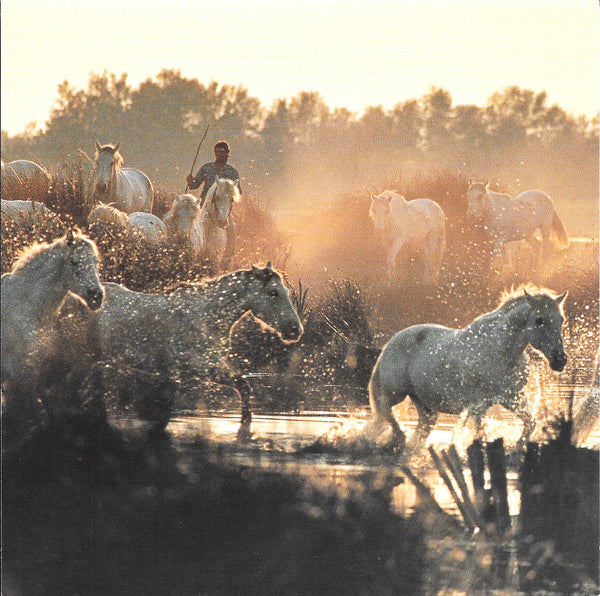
[
  {"x1": 186, "y1": 141, "x2": 242, "y2": 207},
  {"x1": 185, "y1": 141, "x2": 242, "y2": 268}
]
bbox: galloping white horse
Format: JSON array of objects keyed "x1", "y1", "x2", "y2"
[
  {"x1": 163, "y1": 193, "x2": 205, "y2": 259},
  {"x1": 1, "y1": 159, "x2": 51, "y2": 202},
  {"x1": 201, "y1": 177, "x2": 241, "y2": 272},
  {"x1": 368, "y1": 287, "x2": 567, "y2": 453},
  {"x1": 466, "y1": 179, "x2": 569, "y2": 261},
  {"x1": 59, "y1": 263, "x2": 303, "y2": 439},
  {"x1": 369, "y1": 190, "x2": 446, "y2": 283},
  {"x1": 93, "y1": 142, "x2": 154, "y2": 213},
  {"x1": 1, "y1": 230, "x2": 104, "y2": 428}
]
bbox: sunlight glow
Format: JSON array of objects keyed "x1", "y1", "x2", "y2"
[{"x1": 2, "y1": 0, "x2": 598, "y2": 135}]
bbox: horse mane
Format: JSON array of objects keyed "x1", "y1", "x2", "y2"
[
  {"x1": 206, "y1": 178, "x2": 241, "y2": 204},
  {"x1": 11, "y1": 230, "x2": 95, "y2": 273},
  {"x1": 164, "y1": 269, "x2": 246, "y2": 295},
  {"x1": 164, "y1": 264, "x2": 281, "y2": 296},
  {"x1": 497, "y1": 283, "x2": 561, "y2": 309},
  {"x1": 375, "y1": 190, "x2": 405, "y2": 202}
]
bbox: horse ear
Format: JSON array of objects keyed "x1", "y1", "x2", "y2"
[
  {"x1": 555, "y1": 291, "x2": 568, "y2": 306},
  {"x1": 524, "y1": 288, "x2": 538, "y2": 307},
  {"x1": 95, "y1": 140, "x2": 102, "y2": 151},
  {"x1": 483, "y1": 181, "x2": 489, "y2": 189},
  {"x1": 467, "y1": 177, "x2": 473, "y2": 186},
  {"x1": 66, "y1": 228, "x2": 75, "y2": 246},
  {"x1": 251, "y1": 263, "x2": 274, "y2": 281},
  {"x1": 234, "y1": 179, "x2": 239, "y2": 187},
  {"x1": 114, "y1": 143, "x2": 120, "y2": 152}
]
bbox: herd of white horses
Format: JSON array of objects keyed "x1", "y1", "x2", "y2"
[
  {"x1": 369, "y1": 179, "x2": 569, "y2": 283},
  {"x1": 2, "y1": 143, "x2": 241, "y2": 273},
  {"x1": 1, "y1": 144, "x2": 576, "y2": 452}
]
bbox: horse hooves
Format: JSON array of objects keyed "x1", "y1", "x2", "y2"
[
  {"x1": 236, "y1": 425, "x2": 253, "y2": 443},
  {"x1": 393, "y1": 433, "x2": 406, "y2": 455}
]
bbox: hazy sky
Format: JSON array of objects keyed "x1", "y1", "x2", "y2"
[{"x1": 2, "y1": 0, "x2": 598, "y2": 136}]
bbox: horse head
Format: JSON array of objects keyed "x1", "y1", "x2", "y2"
[
  {"x1": 524, "y1": 289, "x2": 568, "y2": 371},
  {"x1": 169, "y1": 194, "x2": 203, "y2": 247},
  {"x1": 206, "y1": 178, "x2": 240, "y2": 228},
  {"x1": 94, "y1": 142, "x2": 122, "y2": 194},
  {"x1": 369, "y1": 191, "x2": 395, "y2": 231},
  {"x1": 246, "y1": 262, "x2": 304, "y2": 342},
  {"x1": 65, "y1": 231, "x2": 105, "y2": 311},
  {"x1": 465, "y1": 179, "x2": 490, "y2": 221}
]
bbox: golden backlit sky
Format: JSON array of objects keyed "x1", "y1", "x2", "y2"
[{"x1": 2, "y1": 0, "x2": 598, "y2": 136}]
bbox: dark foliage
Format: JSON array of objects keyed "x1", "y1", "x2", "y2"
[
  {"x1": 520, "y1": 419, "x2": 599, "y2": 589},
  {"x1": 3, "y1": 422, "x2": 426, "y2": 595}
]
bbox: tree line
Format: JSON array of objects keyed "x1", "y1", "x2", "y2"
[{"x1": 2, "y1": 69, "x2": 598, "y2": 206}]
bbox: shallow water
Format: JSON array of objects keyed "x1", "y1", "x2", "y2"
[{"x1": 165, "y1": 411, "x2": 523, "y2": 520}]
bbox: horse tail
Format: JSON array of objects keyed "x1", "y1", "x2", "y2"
[
  {"x1": 145, "y1": 177, "x2": 155, "y2": 214},
  {"x1": 368, "y1": 361, "x2": 381, "y2": 415},
  {"x1": 434, "y1": 218, "x2": 446, "y2": 278},
  {"x1": 551, "y1": 209, "x2": 570, "y2": 249}
]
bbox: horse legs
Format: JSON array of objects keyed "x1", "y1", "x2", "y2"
[
  {"x1": 451, "y1": 409, "x2": 471, "y2": 444},
  {"x1": 368, "y1": 368, "x2": 406, "y2": 451},
  {"x1": 408, "y1": 401, "x2": 438, "y2": 454},
  {"x1": 525, "y1": 233, "x2": 543, "y2": 272},
  {"x1": 513, "y1": 401, "x2": 535, "y2": 450},
  {"x1": 207, "y1": 366, "x2": 254, "y2": 442},
  {"x1": 221, "y1": 217, "x2": 236, "y2": 271},
  {"x1": 232, "y1": 373, "x2": 253, "y2": 442},
  {"x1": 535, "y1": 225, "x2": 553, "y2": 273},
  {"x1": 421, "y1": 235, "x2": 444, "y2": 284},
  {"x1": 386, "y1": 238, "x2": 404, "y2": 279},
  {"x1": 503, "y1": 393, "x2": 535, "y2": 449}
]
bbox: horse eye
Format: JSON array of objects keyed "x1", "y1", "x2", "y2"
[
  {"x1": 535, "y1": 316, "x2": 544, "y2": 326},
  {"x1": 269, "y1": 289, "x2": 279, "y2": 298},
  {"x1": 71, "y1": 259, "x2": 80, "y2": 267}
]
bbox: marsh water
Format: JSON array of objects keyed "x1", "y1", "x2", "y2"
[
  {"x1": 166, "y1": 411, "x2": 520, "y2": 519},
  {"x1": 108, "y1": 376, "x2": 595, "y2": 523}
]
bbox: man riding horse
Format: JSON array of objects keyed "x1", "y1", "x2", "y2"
[{"x1": 185, "y1": 140, "x2": 241, "y2": 266}]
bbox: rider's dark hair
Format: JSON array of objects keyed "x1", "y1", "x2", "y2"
[{"x1": 214, "y1": 141, "x2": 230, "y2": 152}]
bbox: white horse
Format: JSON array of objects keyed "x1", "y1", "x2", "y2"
[
  {"x1": 93, "y1": 142, "x2": 154, "y2": 213},
  {"x1": 369, "y1": 190, "x2": 446, "y2": 283},
  {"x1": 466, "y1": 179, "x2": 569, "y2": 262},
  {"x1": 1, "y1": 159, "x2": 51, "y2": 202},
  {"x1": 128, "y1": 212, "x2": 167, "y2": 244},
  {"x1": 1, "y1": 199, "x2": 58, "y2": 226},
  {"x1": 59, "y1": 262, "x2": 303, "y2": 439},
  {"x1": 368, "y1": 286, "x2": 567, "y2": 453},
  {"x1": 163, "y1": 193, "x2": 205, "y2": 259},
  {"x1": 1, "y1": 230, "x2": 104, "y2": 428},
  {"x1": 201, "y1": 177, "x2": 241, "y2": 272},
  {"x1": 87, "y1": 202, "x2": 130, "y2": 228},
  {"x1": 87, "y1": 203, "x2": 166, "y2": 245}
]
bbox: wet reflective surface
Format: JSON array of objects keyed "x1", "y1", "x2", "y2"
[{"x1": 165, "y1": 412, "x2": 524, "y2": 519}]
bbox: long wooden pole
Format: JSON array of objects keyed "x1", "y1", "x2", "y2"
[{"x1": 184, "y1": 123, "x2": 210, "y2": 193}]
